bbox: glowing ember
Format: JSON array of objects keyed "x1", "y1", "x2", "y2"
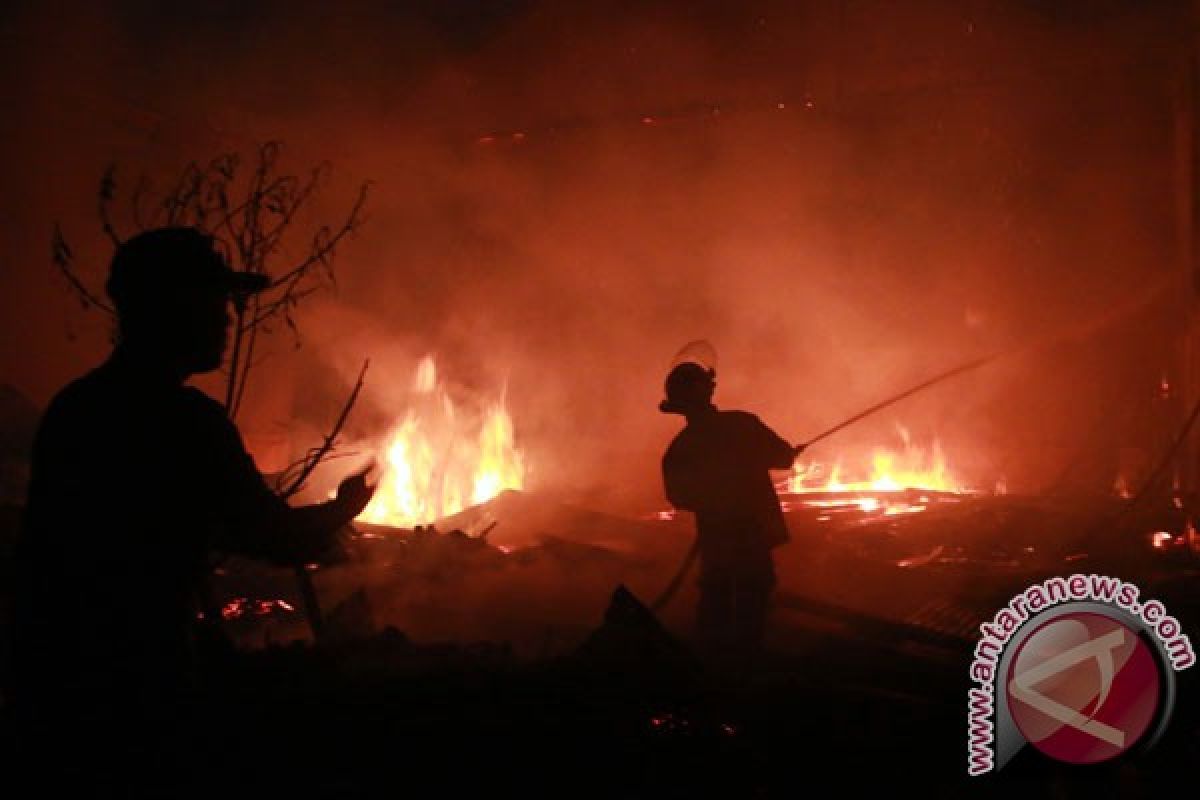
[
  {"x1": 357, "y1": 356, "x2": 525, "y2": 529},
  {"x1": 221, "y1": 597, "x2": 295, "y2": 621}
]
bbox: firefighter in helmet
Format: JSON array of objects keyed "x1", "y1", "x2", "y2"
[{"x1": 659, "y1": 352, "x2": 800, "y2": 659}]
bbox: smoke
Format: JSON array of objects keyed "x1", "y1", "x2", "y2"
[{"x1": 1, "y1": 0, "x2": 1192, "y2": 512}]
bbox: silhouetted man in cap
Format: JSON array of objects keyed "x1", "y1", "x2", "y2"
[
  {"x1": 660, "y1": 361, "x2": 799, "y2": 661},
  {"x1": 9, "y1": 227, "x2": 374, "y2": 787}
]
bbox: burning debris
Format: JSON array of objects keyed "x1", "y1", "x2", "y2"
[
  {"x1": 782, "y1": 427, "x2": 978, "y2": 516},
  {"x1": 786, "y1": 427, "x2": 963, "y2": 494}
]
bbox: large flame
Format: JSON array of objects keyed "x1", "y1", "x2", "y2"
[
  {"x1": 357, "y1": 356, "x2": 525, "y2": 528},
  {"x1": 784, "y1": 426, "x2": 969, "y2": 516},
  {"x1": 787, "y1": 435, "x2": 960, "y2": 494}
]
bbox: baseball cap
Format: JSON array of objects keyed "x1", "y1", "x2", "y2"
[{"x1": 106, "y1": 227, "x2": 270, "y2": 312}]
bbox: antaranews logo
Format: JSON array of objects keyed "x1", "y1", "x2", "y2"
[{"x1": 966, "y1": 574, "x2": 1195, "y2": 775}]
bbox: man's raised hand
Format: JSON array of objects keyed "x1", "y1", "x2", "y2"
[{"x1": 335, "y1": 462, "x2": 377, "y2": 520}]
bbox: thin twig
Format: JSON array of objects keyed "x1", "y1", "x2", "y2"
[
  {"x1": 52, "y1": 224, "x2": 115, "y2": 315},
  {"x1": 280, "y1": 359, "x2": 369, "y2": 499},
  {"x1": 97, "y1": 165, "x2": 122, "y2": 248},
  {"x1": 55, "y1": 142, "x2": 368, "y2": 424},
  {"x1": 268, "y1": 183, "x2": 368, "y2": 287}
]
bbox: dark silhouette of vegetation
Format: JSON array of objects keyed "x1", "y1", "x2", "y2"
[{"x1": 52, "y1": 141, "x2": 369, "y2": 420}]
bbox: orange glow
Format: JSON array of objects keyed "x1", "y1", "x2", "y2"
[
  {"x1": 357, "y1": 356, "x2": 525, "y2": 529},
  {"x1": 782, "y1": 428, "x2": 969, "y2": 515},
  {"x1": 1113, "y1": 473, "x2": 1132, "y2": 499},
  {"x1": 221, "y1": 598, "x2": 296, "y2": 621},
  {"x1": 787, "y1": 430, "x2": 962, "y2": 495}
]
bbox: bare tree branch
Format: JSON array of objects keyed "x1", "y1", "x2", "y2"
[
  {"x1": 229, "y1": 294, "x2": 261, "y2": 419},
  {"x1": 52, "y1": 224, "x2": 114, "y2": 315},
  {"x1": 97, "y1": 165, "x2": 122, "y2": 248},
  {"x1": 268, "y1": 181, "x2": 369, "y2": 288},
  {"x1": 54, "y1": 141, "x2": 371, "y2": 489},
  {"x1": 278, "y1": 359, "x2": 370, "y2": 499}
]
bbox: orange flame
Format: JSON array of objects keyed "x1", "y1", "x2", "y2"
[
  {"x1": 787, "y1": 427, "x2": 965, "y2": 495},
  {"x1": 357, "y1": 356, "x2": 525, "y2": 528}
]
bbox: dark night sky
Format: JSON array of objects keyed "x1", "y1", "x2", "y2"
[{"x1": 0, "y1": 0, "x2": 1192, "y2": 509}]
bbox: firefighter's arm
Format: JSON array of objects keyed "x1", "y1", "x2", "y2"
[
  {"x1": 751, "y1": 415, "x2": 799, "y2": 470},
  {"x1": 662, "y1": 450, "x2": 703, "y2": 511}
]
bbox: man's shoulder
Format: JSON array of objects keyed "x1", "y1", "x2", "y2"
[
  {"x1": 663, "y1": 427, "x2": 687, "y2": 454},
  {"x1": 39, "y1": 373, "x2": 231, "y2": 437},
  {"x1": 662, "y1": 422, "x2": 699, "y2": 464},
  {"x1": 716, "y1": 409, "x2": 765, "y2": 428},
  {"x1": 39, "y1": 368, "x2": 110, "y2": 426},
  {"x1": 666, "y1": 410, "x2": 762, "y2": 443},
  {"x1": 176, "y1": 387, "x2": 238, "y2": 434},
  {"x1": 178, "y1": 385, "x2": 228, "y2": 414},
  {"x1": 717, "y1": 410, "x2": 791, "y2": 447}
]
